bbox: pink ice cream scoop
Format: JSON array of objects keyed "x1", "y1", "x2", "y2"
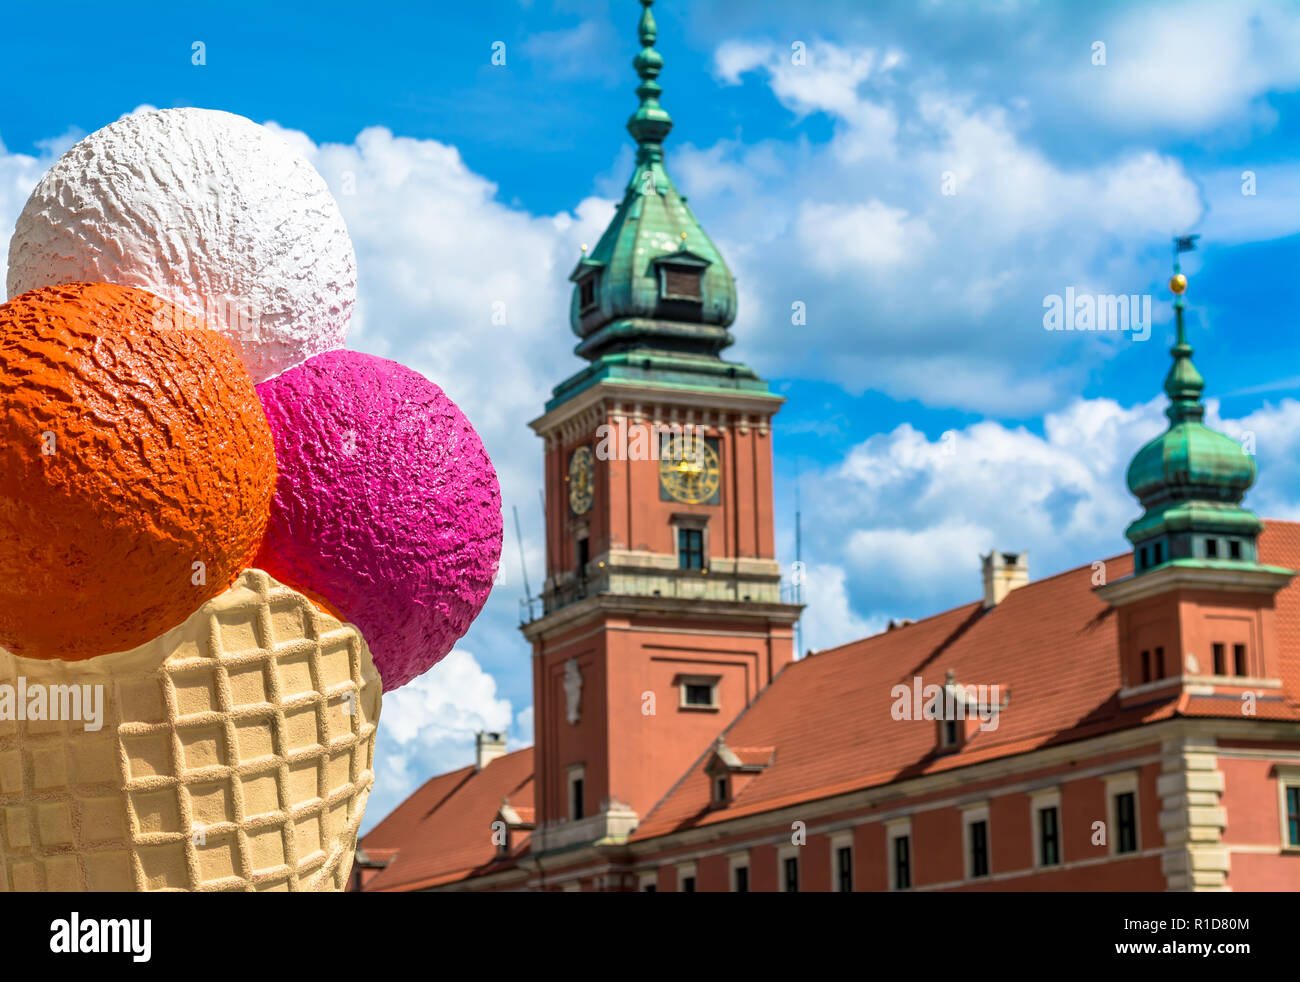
[{"x1": 254, "y1": 350, "x2": 502, "y2": 691}]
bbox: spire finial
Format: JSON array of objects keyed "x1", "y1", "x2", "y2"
[
  {"x1": 627, "y1": 0, "x2": 673, "y2": 157},
  {"x1": 1164, "y1": 235, "x2": 1204, "y2": 424}
]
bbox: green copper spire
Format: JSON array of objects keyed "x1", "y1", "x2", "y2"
[
  {"x1": 1162, "y1": 263, "x2": 1206, "y2": 424},
  {"x1": 549, "y1": 0, "x2": 764, "y2": 411},
  {"x1": 627, "y1": 0, "x2": 673, "y2": 155},
  {"x1": 1122, "y1": 244, "x2": 1263, "y2": 573}
]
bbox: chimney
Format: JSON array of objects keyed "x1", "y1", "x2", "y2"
[
  {"x1": 475, "y1": 730, "x2": 507, "y2": 771},
  {"x1": 981, "y1": 550, "x2": 1029, "y2": 609}
]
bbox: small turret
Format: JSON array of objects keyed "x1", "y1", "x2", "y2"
[
  {"x1": 557, "y1": 0, "x2": 759, "y2": 410},
  {"x1": 1124, "y1": 250, "x2": 1261, "y2": 572}
]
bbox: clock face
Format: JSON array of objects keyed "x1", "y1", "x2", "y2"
[
  {"x1": 659, "y1": 435, "x2": 721, "y2": 505},
  {"x1": 568, "y1": 446, "x2": 595, "y2": 515}
]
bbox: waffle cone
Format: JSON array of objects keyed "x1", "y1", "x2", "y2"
[{"x1": 0, "y1": 569, "x2": 381, "y2": 891}]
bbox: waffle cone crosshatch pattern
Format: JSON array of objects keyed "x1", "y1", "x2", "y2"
[{"x1": 0, "y1": 570, "x2": 382, "y2": 892}]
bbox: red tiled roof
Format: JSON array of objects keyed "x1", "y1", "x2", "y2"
[
  {"x1": 359, "y1": 747, "x2": 534, "y2": 891},
  {"x1": 1261, "y1": 521, "x2": 1300, "y2": 696},
  {"x1": 360, "y1": 521, "x2": 1300, "y2": 873},
  {"x1": 632, "y1": 522, "x2": 1300, "y2": 840}
]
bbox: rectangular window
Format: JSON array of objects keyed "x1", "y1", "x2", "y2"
[
  {"x1": 576, "y1": 536, "x2": 589, "y2": 575},
  {"x1": 571, "y1": 777, "x2": 584, "y2": 821},
  {"x1": 734, "y1": 866, "x2": 749, "y2": 892},
  {"x1": 1153, "y1": 541, "x2": 1164, "y2": 564},
  {"x1": 1155, "y1": 646, "x2": 1165, "y2": 678},
  {"x1": 714, "y1": 776, "x2": 728, "y2": 802},
  {"x1": 893, "y1": 835, "x2": 911, "y2": 890},
  {"x1": 1213, "y1": 642, "x2": 1226, "y2": 676},
  {"x1": 1038, "y1": 806, "x2": 1061, "y2": 867},
  {"x1": 663, "y1": 267, "x2": 702, "y2": 299},
  {"x1": 1229, "y1": 539, "x2": 1242, "y2": 559},
  {"x1": 943, "y1": 718, "x2": 959, "y2": 747},
  {"x1": 1205, "y1": 537, "x2": 1219, "y2": 558},
  {"x1": 643, "y1": 883, "x2": 656, "y2": 893},
  {"x1": 678, "y1": 528, "x2": 705, "y2": 570},
  {"x1": 1140, "y1": 650, "x2": 1151, "y2": 684},
  {"x1": 684, "y1": 683, "x2": 714, "y2": 706},
  {"x1": 969, "y1": 819, "x2": 989, "y2": 878},
  {"x1": 682, "y1": 876, "x2": 695, "y2": 892},
  {"x1": 1287, "y1": 786, "x2": 1300, "y2": 847},
  {"x1": 783, "y1": 856, "x2": 799, "y2": 892},
  {"x1": 579, "y1": 275, "x2": 597, "y2": 310},
  {"x1": 1115, "y1": 791, "x2": 1137, "y2": 854},
  {"x1": 1233, "y1": 644, "x2": 1247, "y2": 677},
  {"x1": 836, "y1": 846, "x2": 853, "y2": 893},
  {"x1": 1139, "y1": 546, "x2": 1149, "y2": 569}
]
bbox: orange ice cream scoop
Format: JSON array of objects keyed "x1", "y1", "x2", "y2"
[{"x1": 0, "y1": 282, "x2": 277, "y2": 660}]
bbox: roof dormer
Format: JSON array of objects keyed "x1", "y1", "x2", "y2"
[
  {"x1": 705, "y1": 738, "x2": 774, "y2": 808},
  {"x1": 933, "y1": 669, "x2": 1010, "y2": 755}
]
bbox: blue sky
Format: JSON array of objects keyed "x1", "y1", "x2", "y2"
[{"x1": 3, "y1": 0, "x2": 1298, "y2": 827}]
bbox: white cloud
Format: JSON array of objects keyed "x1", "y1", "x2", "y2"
[
  {"x1": 799, "y1": 396, "x2": 1169, "y2": 618},
  {"x1": 522, "y1": 18, "x2": 621, "y2": 80},
  {"x1": 683, "y1": 40, "x2": 1204, "y2": 414},
  {"x1": 796, "y1": 200, "x2": 930, "y2": 274},
  {"x1": 512, "y1": 706, "x2": 535, "y2": 748},
  {"x1": 1074, "y1": 0, "x2": 1300, "y2": 130},
  {"x1": 369, "y1": 647, "x2": 515, "y2": 829}
]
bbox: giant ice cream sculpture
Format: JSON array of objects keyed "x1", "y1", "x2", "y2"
[{"x1": 0, "y1": 109, "x2": 502, "y2": 890}]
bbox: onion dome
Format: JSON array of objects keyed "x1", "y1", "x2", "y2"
[
  {"x1": 566, "y1": 0, "x2": 740, "y2": 367},
  {"x1": 1124, "y1": 263, "x2": 1262, "y2": 572}
]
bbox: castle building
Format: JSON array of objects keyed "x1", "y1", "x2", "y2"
[{"x1": 352, "y1": 0, "x2": 1300, "y2": 893}]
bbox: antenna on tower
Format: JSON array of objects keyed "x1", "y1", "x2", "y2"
[
  {"x1": 513, "y1": 505, "x2": 533, "y2": 610},
  {"x1": 794, "y1": 460, "x2": 805, "y2": 658}
]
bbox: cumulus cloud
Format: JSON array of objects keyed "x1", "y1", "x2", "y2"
[
  {"x1": 369, "y1": 648, "x2": 515, "y2": 829},
  {"x1": 794, "y1": 390, "x2": 1298, "y2": 640},
  {"x1": 682, "y1": 39, "x2": 1204, "y2": 414},
  {"x1": 1071, "y1": 0, "x2": 1300, "y2": 131},
  {"x1": 797, "y1": 396, "x2": 1168, "y2": 623}
]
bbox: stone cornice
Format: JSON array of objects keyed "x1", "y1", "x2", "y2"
[
  {"x1": 1095, "y1": 562, "x2": 1295, "y2": 607},
  {"x1": 521, "y1": 591, "x2": 803, "y2": 644},
  {"x1": 529, "y1": 379, "x2": 784, "y2": 438}
]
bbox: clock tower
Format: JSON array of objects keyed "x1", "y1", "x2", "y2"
[{"x1": 521, "y1": 0, "x2": 802, "y2": 859}]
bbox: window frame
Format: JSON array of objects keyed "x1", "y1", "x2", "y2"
[
  {"x1": 713, "y1": 775, "x2": 729, "y2": 804},
  {"x1": 676, "y1": 862, "x2": 697, "y2": 893},
  {"x1": 728, "y1": 852, "x2": 750, "y2": 893},
  {"x1": 1030, "y1": 789, "x2": 1063, "y2": 869},
  {"x1": 577, "y1": 271, "x2": 600, "y2": 314},
  {"x1": 1276, "y1": 766, "x2": 1300, "y2": 851},
  {"x1": 886, "y1": 819, "x2": 912, "y2": 891},
  {"x1": 962, "y1": 803, "x2": 991, "y2": 880},
  {"x1": 777, "y1": 845, "x2": 800, "y2": 893},
  {"x1": 656, "y1": 261, "x2": 706, "y2": 303},
  {"x1": 829, "y1": 831, "x2": 854, "y2": 893},
  {"x1": 677, "y1": 527, "x2": 705, "y2": 570},
  {"x1": 677, "y1": 674, "x2": 721, "y2": 712},
  {"x1": 566, "y1": 764, "x2": 586, "y2": 822},
  {"x1": 1105, "y1": 771, "x2": 1141, "y2": 856}
]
